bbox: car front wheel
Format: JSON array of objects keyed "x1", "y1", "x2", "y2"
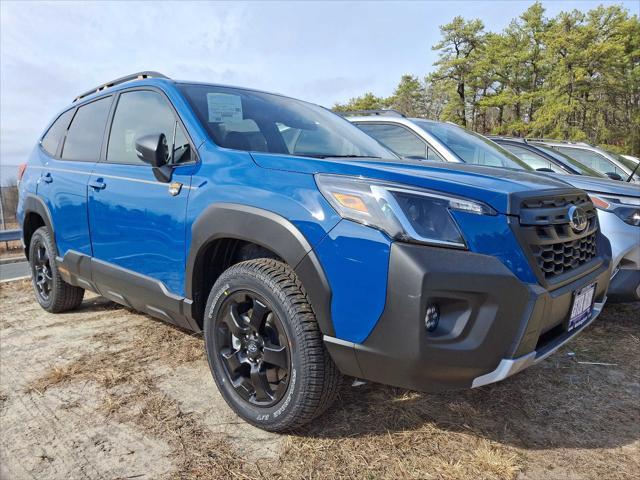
[{"x1": 204, "y1": 258, "x2": 341, "y2": 431}]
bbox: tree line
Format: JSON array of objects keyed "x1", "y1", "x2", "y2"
[{"x1": 333, "y1": 3, "x2": 640, "y2": 154}]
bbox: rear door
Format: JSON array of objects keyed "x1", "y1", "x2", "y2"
[
  {"x1": 37, "y1": 96, "x2": 113, "y2": 257},
  {"x1": 87, "y1": 89, "x2": 194, "y2": 300}
]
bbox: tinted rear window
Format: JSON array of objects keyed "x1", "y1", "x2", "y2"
[
  {"x1": 61, "y1": 97, "x2": 112, "y2": 162},
  {"x1": 41, "y1": 109, "x2": 75, "y2": 156}
]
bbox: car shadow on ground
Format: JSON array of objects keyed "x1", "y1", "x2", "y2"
[{"x1": 295, "y1": 302, "x2": 640, "y2": 451}]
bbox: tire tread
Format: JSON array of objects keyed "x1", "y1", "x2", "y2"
[
  {"x1": 206, "y1": 258, "x2": 341, "y2": 431},
  {"x1": 30, "y1": 227, "x2": 84, "y2": 313}
]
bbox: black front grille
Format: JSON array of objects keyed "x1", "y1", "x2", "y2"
[
  {"x1": 531, "y1": 229, "x2": 598, "y2": 277},
  {"x1": 516, "y1": 192, "x2": 599, "y2": 281}
]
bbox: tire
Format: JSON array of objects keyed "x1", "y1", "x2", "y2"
[
  {"x1": 204, "y1": 258, "x2": 341, "y2": 431},
  {"x1": 28, "y1": 226, "x2": 84, "y2": 313}
]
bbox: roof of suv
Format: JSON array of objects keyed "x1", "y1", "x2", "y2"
[{"x1": 72, "y1": 71, "x2": 311, "y2": 110}]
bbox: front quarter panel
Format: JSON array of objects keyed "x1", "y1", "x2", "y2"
[{"x1": 185, "y1": 144, "x2": 341, "y2": 251}]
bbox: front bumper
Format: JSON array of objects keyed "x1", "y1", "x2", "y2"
[
  {"x1": 472, "y1": 297, "x2": 605, "y2": 387},
  {"x1": 324, "y1": 240, "x2": 611, "y2": 392}
]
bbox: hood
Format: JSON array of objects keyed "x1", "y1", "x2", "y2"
[
  {"x1": 250, "y1": 153, "x2": 578, "y2": 214},
  {"x1": 550, "y1": 173, "x2": 640, "y2": 197}
]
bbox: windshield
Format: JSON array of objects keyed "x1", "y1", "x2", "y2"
[
  {"x1": 551, "y1": 145, "x2": 629, "y2": 178},
  {"x1": 605, "y1": 149, "x2": 637, "y2": 171},
  {"x1": 178, "y1": 84, "x2": 395, "y2": 159},
  {"x1": 533, "y1": 144, "x2": 606, "y2": 178},
  {"x1": 413, "y1": 120, "x2": 530, "y2": 170}
]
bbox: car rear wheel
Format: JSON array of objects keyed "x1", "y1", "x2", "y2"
[
  {"x1": 204, "y1": 258, "x2": 341, "y2": 431},
  {"x1": 29, "y1": 226, "x2": 84, "y2": 313}
]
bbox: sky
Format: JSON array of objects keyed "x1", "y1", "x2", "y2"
[{"x1": 1, "y1": 0, "x2": 638, "y2": 178}]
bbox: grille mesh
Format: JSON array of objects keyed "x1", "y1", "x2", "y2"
[
  {"x1": 517, "y1": 192, "x2": 599, "y2": 281},
  {"x1": 530, "y1": 230, "x2": 598, "y2": 277}
]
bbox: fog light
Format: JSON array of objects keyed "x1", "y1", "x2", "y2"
[{"x1": 425, "y1": 304, "x2": 440, "y2": 332}]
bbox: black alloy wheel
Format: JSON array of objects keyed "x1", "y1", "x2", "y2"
[
  {"x1": 215, "y1": 291, "x2": 290, "y2": 406},
  {"x1": 28, "y1": 226, "x2": 85, "y2": 313},
  {"x1": 32, "y1": 239, "x2": 53, "y2": 302}
]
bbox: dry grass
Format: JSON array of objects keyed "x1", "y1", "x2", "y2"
[{"x1": 13, "y1": 283, "x2": 640, "y2": 479}]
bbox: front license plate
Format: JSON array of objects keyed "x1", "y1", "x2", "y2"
[{"x1": 568, "y1": 283, "x2": 596, "y2": 331}]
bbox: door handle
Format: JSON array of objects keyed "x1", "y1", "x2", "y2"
[
  {"x1": 41, "y1": 172, "x2": 53, "y2": 183},
  {"x1": 89, "y1": 178, "x2": 106, "y2": 190}
]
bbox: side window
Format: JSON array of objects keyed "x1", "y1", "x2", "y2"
[
  {"x1": 503, "y1": 145, "x2": 564, "y2": 172},
  {"x1": 61, "y1": 97, "x2": 112, "y2": 162},
  {"x1": 556, "y1": 147, "x2": 622, "y2": 175},
  {"x1": 107, "y1": 91, "x2": 181, "y2": 165},
  {"x1": 41, "y1": 109, "x2": 75, "y2": 156},
  {"x1": 357, "y1": 123, "x2": 427, "y2": 158},
  {"x1": 425, "y1": 146, "x2": 444, "y2": 162},
  {"x1": 172, "y1": 122, "x2": 192, "y2": 164}
]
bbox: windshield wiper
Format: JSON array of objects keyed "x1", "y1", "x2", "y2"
[{"x1": 627, "y1": 161, "x2": 639, "y2": 183}]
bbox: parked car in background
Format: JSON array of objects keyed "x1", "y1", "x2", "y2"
[
  {"x1": 17, "y1": 74, "x2": 612, "y2": 431},
  {"x1": 489, "y1": 137, "x2": 608, "y2": 179},
  {"x1": 530, "y1": 140, "x2": 640, "y2": 184},
  {"x1": 348, "y1": 112, "x2": 637, "y2": 302}
]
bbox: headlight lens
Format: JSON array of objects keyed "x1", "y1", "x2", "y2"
[
  {"x1": 589, "y1": 193, "x2": 640, "y2": 227},
  {"x1": 316, "y1": 174, "x2": 496, "y2": 248}
]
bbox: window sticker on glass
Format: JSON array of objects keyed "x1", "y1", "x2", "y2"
[{"x1": 207, "y1": 93, "x2": 243, "y2": 123}]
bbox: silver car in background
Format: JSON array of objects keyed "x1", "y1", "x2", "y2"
[
  {"x1": 348, "y1": 112, "x2": 639, "y2": 302},
  {"x1": 532, "y1": 140, "x2": 640, "y2": 185}
]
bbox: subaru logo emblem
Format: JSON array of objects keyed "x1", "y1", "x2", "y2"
[{"x1": 568, "y1": 205, "x2": 588, "y2": 233}]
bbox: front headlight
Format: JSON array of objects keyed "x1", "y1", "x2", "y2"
[
  {"x1": 589, "y1": 193, "x2": 640, "y2": 227},
  {"x1": 315, "y1": 174, "x2": 496, "y2": 248}
]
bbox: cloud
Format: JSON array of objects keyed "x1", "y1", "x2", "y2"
[{"x1": 2, "y1": 0, "x2": 637, "y2": 170}]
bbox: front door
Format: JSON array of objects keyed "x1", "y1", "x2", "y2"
[{"x1": 87, "y1": 89, "x2": 194, "y2": 308}]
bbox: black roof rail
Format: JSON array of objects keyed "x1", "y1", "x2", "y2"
[
  {"x1": 336, "y1": 109, "x2": 406, "y2": 118},
  {"x1": 73, "y1": 71, "x2": 171, "y2": 102}
]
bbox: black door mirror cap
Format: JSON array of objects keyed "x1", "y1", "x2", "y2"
[
  {"x1": 605, "y1": 172, "x2": 623, "y2": 181},
  {"x1": 135, "y1": 133, "x2": 173, "y2": 183},
  {"x1": 136, "y1": 133, "x2": 169, "y2": 167}
]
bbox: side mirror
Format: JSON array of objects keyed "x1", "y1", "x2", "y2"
[
  {"x1": 536, "y1": 167, "x2": 555, "y2": 173},
  {"x1": 605, "y1": 172, "x2": 623, "y2": 181},
  {"x1": 136, "y1": 133, "x2": 172, "y2": 182}
]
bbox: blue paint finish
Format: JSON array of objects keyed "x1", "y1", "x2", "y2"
[
  {"x1": 251, "y1": 152, "x2": 572, "y2": 215},
  {"x1": 452, "y1": 211, "x2": 537, "y2": 284},
  {"x1": 184, "y1": 144, "x2": 342, "y2": 261},
  {"x1": 87, "y1": 162, "x2": 194, "y2": 295},
  {"x1": 314, "y1": 220, "x2": 391, "y2": 343},
  {"x1": 17, "y1": 75, "x2": 588, "y2": 340},
  {"x1": 35, "y1": 151, "x2": 96, "y2": 257}
]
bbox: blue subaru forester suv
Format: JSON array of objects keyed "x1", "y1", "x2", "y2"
[{"x1": 17, "y1": 72, "x2": 612, "y2": 431}]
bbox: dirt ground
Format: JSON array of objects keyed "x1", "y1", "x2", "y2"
[{"x1": 0, "y1": 279, "x2": 638, "y2": 480}]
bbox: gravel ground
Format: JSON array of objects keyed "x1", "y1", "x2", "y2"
[{"x1": 0, "y1": 279, "x2": 638, "y2": 480}]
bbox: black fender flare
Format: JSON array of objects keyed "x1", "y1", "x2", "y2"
[
  {"x1": 186, "y1": 203, "x2": 335, "y2": 336},
  {"x1": 21, "y1": 195, "x2": 57, "y2": 258}
]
